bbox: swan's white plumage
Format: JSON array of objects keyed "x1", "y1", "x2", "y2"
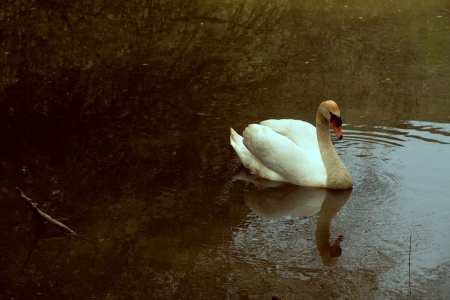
[
  {"x1": 230, "y1": 100, "x2": 353, "y2": 189},
  {"x1": 230, "y1": 128, "x2": 285, "y2": 181},
  {"x1": 231, "y1": 120, "x2": 327, "y2": 187}
]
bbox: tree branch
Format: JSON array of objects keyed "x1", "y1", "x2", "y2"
[{"x1": 15, "y1": 187, "x2": 77, "y2": 236}]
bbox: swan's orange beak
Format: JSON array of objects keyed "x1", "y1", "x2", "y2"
[{"x1": 331, "y1": 120, "x2": 343, "y2": 140}]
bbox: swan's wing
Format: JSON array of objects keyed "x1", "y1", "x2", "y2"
[
  {"x1": 242, "y1": 124, "x2": 326, "y2": 186},
  {"x1": 260, "y1": 119, "x2": 318, "y2": 150},
  {"x1": 230, "y1": 128, "x2": 285, "y2": 181}
]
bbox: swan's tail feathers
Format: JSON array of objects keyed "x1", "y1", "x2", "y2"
[
  {"x1": 230, "y1": 128, "x2": 243, "y2": 146},
  {"x1": 230, "y1": 128, "x2": 254, "y2": 170},
  {"x1": 230, "y1": 126, "x2": 285, "y2": 182}
]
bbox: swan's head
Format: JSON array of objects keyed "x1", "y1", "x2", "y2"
[{"x1": 319, "y1": 100, "x2": 344, "y2": 140}]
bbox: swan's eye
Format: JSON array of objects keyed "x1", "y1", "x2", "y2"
[{"x1": 330, "y1": 113, "x2": 342, "y2": 127}]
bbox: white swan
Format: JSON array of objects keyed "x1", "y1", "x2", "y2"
[{"x1": 230, "y1": 100, "x2": 353, "y2": 189}]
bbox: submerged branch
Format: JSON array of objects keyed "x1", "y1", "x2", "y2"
[{"x1": 21, "y1": 226, "x2": 69, "y2": 270}]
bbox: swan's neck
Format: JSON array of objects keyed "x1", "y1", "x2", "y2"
[{"x1": 316, "y1": 112, "x2": 353, "y2": 189}]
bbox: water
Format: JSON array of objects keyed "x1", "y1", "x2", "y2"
[
  {"x1": 1, "y1": 0, "x2": 450, "y2": 299},
  {"x1": 201, "y1": 121, "x2": 450, "y2": 299}
]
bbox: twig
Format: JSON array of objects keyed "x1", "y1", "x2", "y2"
[
  {"x1": 15, "y1": 187, "x2": 77, "y2": 236},
  {"x1": 409, "y1": 233, "x2": 412, "y2": 298}
]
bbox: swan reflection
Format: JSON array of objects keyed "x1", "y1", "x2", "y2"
[
  {"x1": 315, "y1": 189, "x2": 352, "y2": 266},
  {"x1": 236, "y1": 172, "x2": 352, "y2": 266}
]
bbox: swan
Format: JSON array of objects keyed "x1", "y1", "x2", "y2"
[{"x1": 230, "y1": 100, "x2": 353, "y2": 189}]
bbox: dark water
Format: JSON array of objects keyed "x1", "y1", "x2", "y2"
[{"x1": 1, "y1": 0, "x2": 450, "y2": 299}]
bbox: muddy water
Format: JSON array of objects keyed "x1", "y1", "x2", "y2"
[{"x1": 1, "y1": 0, "x2": 450, "y2": 299}]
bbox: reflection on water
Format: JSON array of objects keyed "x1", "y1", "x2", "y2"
[
  {"x1": 244, "y1": 184, "x2": 327, "y2": 219},
  {"x1": 315, "y1": 189, "x2": 351, "y2": 266},
  {"x1": 236, "y1": 176, "x2": 352, "y2": 266},
  {"x1": 1, "y1": 0, "x2": 450, "y2": 299}
]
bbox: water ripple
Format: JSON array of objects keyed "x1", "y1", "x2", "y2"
[{"x1": 335, "y1": 121, "x2": 450, "y2": 148}]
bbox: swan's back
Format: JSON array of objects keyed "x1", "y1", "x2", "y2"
[
  {"x1": 260, "y1": 119, "x2": 318, "y2": 150},
  {"x1": 241, "y1": 122, "x2": 327, "y2": 187}
]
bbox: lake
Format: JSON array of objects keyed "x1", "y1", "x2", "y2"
[{"x1": 0, "y1": 0, "x2": 449, "y2": 299}]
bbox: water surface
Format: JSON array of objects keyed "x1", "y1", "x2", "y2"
[{"x1": 0, "y1": 0, "x2": 449, "y2": 299}]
